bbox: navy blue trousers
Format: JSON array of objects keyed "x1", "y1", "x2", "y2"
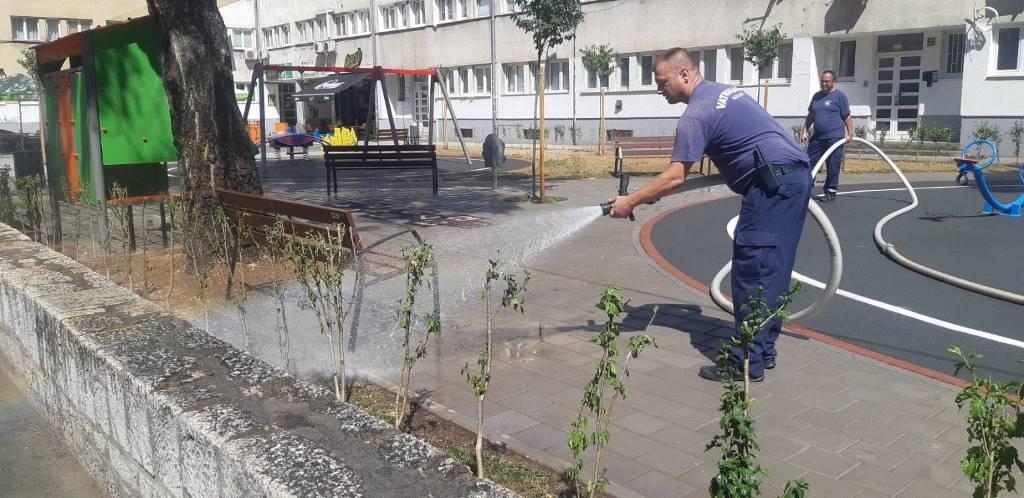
[
  {"x1": 807, "y1": 138, "x2": 845, "y2": 193},
  {"x1": 729, "y1": 166, "x2": 812, "y2": 378}
]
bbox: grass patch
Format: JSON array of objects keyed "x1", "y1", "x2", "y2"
[{"x1": 444, "y1": 445, "x2": 552, "y2": 498}]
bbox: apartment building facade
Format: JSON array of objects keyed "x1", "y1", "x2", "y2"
[{"x1": 221, "y1": 0, "x2": 1024, "y2": 157}]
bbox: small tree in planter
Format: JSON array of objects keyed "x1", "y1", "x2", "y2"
[
  {"x1": 738, "y1": 23, "x2": 786, "y2": 108},
  {"x1": 463, "y1": 258, "x2": 529, "y2": 478},
  {"x1": 512, "y1": 0, "x2": 585, "y2": 201},
  {"x1": 706, "y1": 284, "x2": 806, "y2": 498},
  {"x1": 567, "y1": 286, "x2": 657, "y2": 497},
  {"x1": 394, "y1": 241, "x2": 441, "y2": 429},
  {"x1": 1008, "y1": 120, "x2": 1023, "y2": 164},
  {"x1": 948, "y1": 346, "x2": 1024, "y2": 498},
  {"x1": 580, "y1": 44, "x2": 617, "y2": 155},
  {"x1": 254, "y1": 219, "x2": 294, "y2": 372},
  {"x1": 108, "y1": 184, "x2": 134, "y2": 292}
]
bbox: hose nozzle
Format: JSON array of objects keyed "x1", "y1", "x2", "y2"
[{"x1": 600, "y1": 174, "x2": 635, "y2": 221}]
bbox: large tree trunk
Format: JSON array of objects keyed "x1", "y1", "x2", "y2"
[{"x1": 146, "y1": 0, "x2": 262, "y2": 201}]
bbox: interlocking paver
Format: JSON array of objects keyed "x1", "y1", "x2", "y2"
[
  {"x1": 841, "y1": 439, "x2": 912, "y2": 470},
  {"x1": 633, "y1": 444, "x2": 703, "y2": 477},
  {"x1": 839, "y1": 462, "x2": 916, "y2": 495},
  {"x1": 625, "y1": 470, "x2": 698, "y2": 498},
  {"x1": 790, "y1": 425, "x2": 860, "y2": 453},
  {"x1": 786, "y1": 446, "x2": 860, "y2": 478},
  {"x1": 508, "y1": 422, "x2": 566, "y2": 452}
]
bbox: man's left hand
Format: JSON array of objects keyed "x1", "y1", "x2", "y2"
[
  {"x1": 608, "y1": 196, "x2": 635, "y2": 219},
  {"x1": 845, "y1": 134, "x2": 853, "y2": 143}
]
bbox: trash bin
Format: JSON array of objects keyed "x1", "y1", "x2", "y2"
[
  {"x1": 13, "y1": 147, "x2": 44, "y2": 178},
  {"x1": 482, "y1": 133, "x2": 505, "y2": 169}
]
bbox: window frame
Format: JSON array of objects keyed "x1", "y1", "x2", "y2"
[
  {"x1": 474, "y1": 65, "x2": 491, "y2": 95},
  {"x1": 437, "y1": 0, "x2": 454, "y2": 21},
  {"x1": 729, "y1": 47, "x2": 745, "y2": 84},
  {"x1": 992, "y1": 25, "x2": 1023, "y2": 74},
  {"x1": 503, "y1": 63, "x2": 527, "y2": 94},
  {"x1": 639, "y1": 54, "x2": 655, "y2": 87},
  {"x1": 838, "y1": 40, "x2": 857, "y2": 80},
  {"x1": 45, "y1": 18, "x2": 61, "y2": 41},
  {"x1": 12, "y1": 17, "x2": 41, "y2": 41}
]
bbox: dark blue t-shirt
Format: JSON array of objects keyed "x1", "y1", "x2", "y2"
[
  {"x1": 808, "y1": 89, "x2": 851, "y2": 139},
  {"x1": 671, "y1": 81, "x2": 809, "y2": 194}
]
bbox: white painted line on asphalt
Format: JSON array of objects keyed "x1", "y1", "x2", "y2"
[
  {"x1": 792, "y1": 270, "x2": 1024, "y2": 349},
  {"x1": 839, "y1": 184, "x2": 1019, "y2": 196}
]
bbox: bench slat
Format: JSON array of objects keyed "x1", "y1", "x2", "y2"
[
  {"x1": 323, "y1": 144, "x2": 435, "y2": 152},
  {"x1": 217, "y1": 190, "x2": 360, "y2": 248},
  {"x1": 325, "y1": 153, "x2": 436, "y2": 161}
]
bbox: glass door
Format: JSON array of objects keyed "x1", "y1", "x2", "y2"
[
  {"x1": 413, "y1": 77, "x2": 430, "y2": 128},
  {"x1": 875, "y1": 53, "x2": 922, "y2": 138}
]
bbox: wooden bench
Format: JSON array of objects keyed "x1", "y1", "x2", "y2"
[
  {"x1": 369, "y1": 128, "x2": 410, "y2": 144},
  {"x1": 322, "y1": 144, "x2": 438, "y2": 196},
  {"x1": 217, "y1": 189, "x2": 362, "y2": 251},
  {"x1": 612, "y1": 136, "x2": 711, "y2": 176}
]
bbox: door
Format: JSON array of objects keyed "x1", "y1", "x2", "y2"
[
  {"x1": 413, "y1": 77, "x2": 430, "y2": 128},
  {"x1": 875, "y1": 53, "x2": 922, "y2": 138}
]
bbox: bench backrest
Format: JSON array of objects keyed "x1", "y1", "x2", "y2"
[
  {"x1": 323, "y1": 144, "x2": 437, "y2": 166},
  {"x1": 217, "y1": 189, "x2": 362, "y2": 251}
]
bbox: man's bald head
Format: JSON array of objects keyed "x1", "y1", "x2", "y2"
[
  {"x1": 655, "y1": 47, "x2": 703, "y2": 105},
  {"x1": 657, "y1": 47, "x2": 699, "y2": 73}
]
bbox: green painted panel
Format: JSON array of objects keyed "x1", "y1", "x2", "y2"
[
  {"x1": 41, "y1": 75, "x2": 63, "y2": 188},
  {"x1": 71, "y1": 71, "x2": 97, "y2": 204},
  {"x1": 93, "y1": 19, "x2": 177, "y2": 166}
]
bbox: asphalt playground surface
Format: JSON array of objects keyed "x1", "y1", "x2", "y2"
[{"x1": 646, "y1": 172, "x2": 1024, "y2": 380}]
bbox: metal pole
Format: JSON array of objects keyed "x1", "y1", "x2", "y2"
[
  {"x1": 377, "y1": 68, "x2": 399, "y2": 147},
  {"x1": 489, "y1": 0, "x2": 497, "y2": 189},
  {"x1": 371, "y1": 0, "x2": 379, "y2": 66},
  {"x1": 258, "y1": 64, "x2": 268, "y2": 178},
  {"x1": 17, "y1": 98, "x2": 23, "y2": 134},
  {"x1": 538, "y1": 62, "x2": 546, "y2": 202},
  {"x1": 82, "y1": 36, "x2": 108, "y2": 248},
  {"x1": 427, "y1": 73, "x2": 434, "y2": 145},
  {"x1": 435, "y1": 73, "x2": 471, "y2": 164}
]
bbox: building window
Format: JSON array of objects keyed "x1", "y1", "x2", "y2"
[
  {"x1": 878, "y1": 33, "x2": 924, "y2": 53},
  {"x1": 777, "y1": 43, "x2": 792, "y2": 80},
  {"x1": 263, "y1": 28, "x2": 273, "y2": 47},
  {"x1": 456, "y1": 0, "x2": 469, "y2": 18},
  {"x1": 688, "y1": 50, "x2": 702, "y2": 68},
  {"x1": 943, "y1": 33, "x2": 965, "y2": 74},
  {"x1": 459, "y1": 67, "x2": 470, "y2": 94},
  {"x1": 729, "y1": 47, "x2": 744, "y2": 83},
  {"x1": 640, "y1": 55, "x2": 655, "y2": 86},
  {"x1": 838, "y1": 40, "x2": 856, "y2": 78},
  {"x1": 996, "y1": 26, "x2": 1021, "y2": 71},
  {"x1": 12, "y1": 17, "x2": 40, "y2": 41},
  {"x1": 503, "y1": 0, "x2": 521, "y2": 13},
  {"x1": 46, "y1": 19, "x2": 60, "y2": 41},
  {"x1": 398, "y1": 75, "x2": 407, "y2": 101},
  {"x1": 381, "y1": 6, "x2": 397, "y2": 29},
  {"x1": 437, "y1": 0, "x2": 454, "y2": 20},
  {"x1": 315, "y1": 15, "x2": 328, "y2": 39},
  {"x1": 546, "y1": 61, "x2": 569, "y2": 91},
  {"x1": 504, "y1": 63, "x2": 525, "y2": 93},
  {"x1": 474, "y1": 65, "x2": 490, "y2": 94},
  {"x1": 477, "y1": 0, "x2": 490, "y2": 17},
  {"x1": 230, "y1": 29, "x2": 253, "y2": 49},
  {"x1": 410, "y1": 0, "x2": 425, "y2": 25},
  {"x1": 586, "y1": 66, "x2": 609, "y2": 90},
  {"x1": 68, "y1": 19, "x2": 90, "y2": 32},
  {"x1": 358, "y1": 11, "x2": 370, "y2": 33},
  {"x1": 703, "y1": 49, "x2": 717, "y2": 81},
  {"x1": 618, "y1": 57, "x2": 630, "y2": 88}
]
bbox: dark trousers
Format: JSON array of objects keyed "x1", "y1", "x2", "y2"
[
  {"x1": 729, "y1": 166, "x2": 812, "y2": 378},
  {"x1": 807, "y1": 138, "x2": 845, "y2": 193}
]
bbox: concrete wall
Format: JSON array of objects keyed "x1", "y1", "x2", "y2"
[{"x1": 0, "y1": 224, "x2": 516, "y2": 498}]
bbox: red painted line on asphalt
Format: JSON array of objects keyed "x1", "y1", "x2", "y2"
[{"x1": 639, "y1": 200, "x2": 969, "y2": 389}]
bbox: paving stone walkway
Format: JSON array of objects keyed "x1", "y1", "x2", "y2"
[{"x1": 258, "y1": 168, "x2": 977, "y2": 498}]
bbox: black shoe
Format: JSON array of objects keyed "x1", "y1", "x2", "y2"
[
  {"x1": 698, "y1": 365, "x2": 764, "y2": 383},
  {"x1": 823, "y1": 192, "x2": 836, "y2": 202},
  {"x1": 764, "y1": 357, "x2": 776, "y2": 370}
]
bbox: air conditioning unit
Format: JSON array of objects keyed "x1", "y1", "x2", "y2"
[
  {"x1": 312, "y1": 42, "x2": 323, "y2": 53},
  {"x1": 326, "y1": 40, "x2": 336, "y2": 51},
  {"x1": 244, "y1": 50, "x2": 257, "y2": 61}
]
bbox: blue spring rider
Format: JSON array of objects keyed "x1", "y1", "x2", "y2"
[{"x1": 954, "y1": 139, "x2": 1024, "y2": 217}]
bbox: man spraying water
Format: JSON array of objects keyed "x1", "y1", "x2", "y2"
[{"x1": 606, "y1": 48, "x2": 812, "y2": 382}]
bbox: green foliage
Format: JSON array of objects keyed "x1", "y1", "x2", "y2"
[
  {"x1": 854, "y1": 125, "x2": 868, "y2": 140},
  {"x1": 706, "y1": 283, "x2": 803, "y2": 498},
  {"x1": 580, "y1": 44, "x2": 617, "y2": 80},
  {"x1": 395, "y1": 241, "x2": 441, "y2": 429},
  {"x1": 949, "y1": 346, "x2": 1024, "y2": 498},
  {"x1": 790, "y1": 125, "x2": 803, "y2": 143},
  {"x1": 0, "y1": 169, "x2": 15, "y2": 226},
  {"x1": 921, "y1": 125, "x2": 954, "y2": 151},
  {"x1": 16, "y1": 48, "x2": 38, "y2": 81},
  {"x1": 1008, "y1": 120, "x2": 1023, "y2": 161},
  {"x1": 781, "y1": 478, "x2": 809, "y2": 498},
  {"x1": 567, "y1": 286, "x2": 657, "y2": 498},
  {"x1": 511, "y1": 0, "x2": 585, "y2": 59},
  {"x1": 286, "y1": 224, "x2": 361, "y2": 401},
  {"x1": 463, "y1": 257, "x2": 529, "y2": 477},
  {"x1": 15, "y1": 174, "x2": 46, "y2": 243},
  {"x1": 108, "y1": 184, "x2": 133, "y2": 292},
  {"x1": 738, "y1": 24, "x2": 786, "y2": 71},
  {"x1": 254, "y1": 219, "x2": 293, "y2": 372},
  {"x1": 973, "y1": 121, "x2": 1002, "y2": 145}
]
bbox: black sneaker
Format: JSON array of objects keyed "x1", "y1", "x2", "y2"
[
  {"x1": 824, "y1": 192, "x2": 837, "y2": 202},
  {"x1": 765, "y1": 357, "x2": 776, "y2": 370},
  {"x1": 698, "y1": 365, "x2": 765, "y2": 383}
]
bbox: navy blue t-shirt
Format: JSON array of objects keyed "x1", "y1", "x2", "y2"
[
  {"x1": 671, "y1": 81, "x2": 809, "y2": 194},
  {"x1": 808, "y1": 89, "x2": 850, "y2": 139}
]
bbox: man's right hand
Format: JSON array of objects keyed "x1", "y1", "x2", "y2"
[{"x1": 800, "y1": 129, "x2": 809, "y2": 143}]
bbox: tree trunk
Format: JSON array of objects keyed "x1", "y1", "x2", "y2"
[{"x1": 146, "y1": 0, "x2": 262, "y2": 254}]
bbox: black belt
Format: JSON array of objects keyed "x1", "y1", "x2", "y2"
[{"x1": 769, "y1": 162, "x2": 807, "y2": 177}]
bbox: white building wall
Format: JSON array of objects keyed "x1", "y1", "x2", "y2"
[
  {"x1": 231, "y1": 0, "x2": 1002, "y2": 145},
  {"x1": 961, "y1": 14, "x2": 1024, "y2": 158}
]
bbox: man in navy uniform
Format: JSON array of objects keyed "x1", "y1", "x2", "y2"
[
  {"x1": 800, "y1": 69, "x2": 853, "y2": 202},
  {"x1": 608, "y1": 48, "x2": 811, "y2": 382}
]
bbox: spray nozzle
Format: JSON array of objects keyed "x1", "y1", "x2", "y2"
[{"x1": 601, "y1": 175, "x2": 636, "y2": 221}]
